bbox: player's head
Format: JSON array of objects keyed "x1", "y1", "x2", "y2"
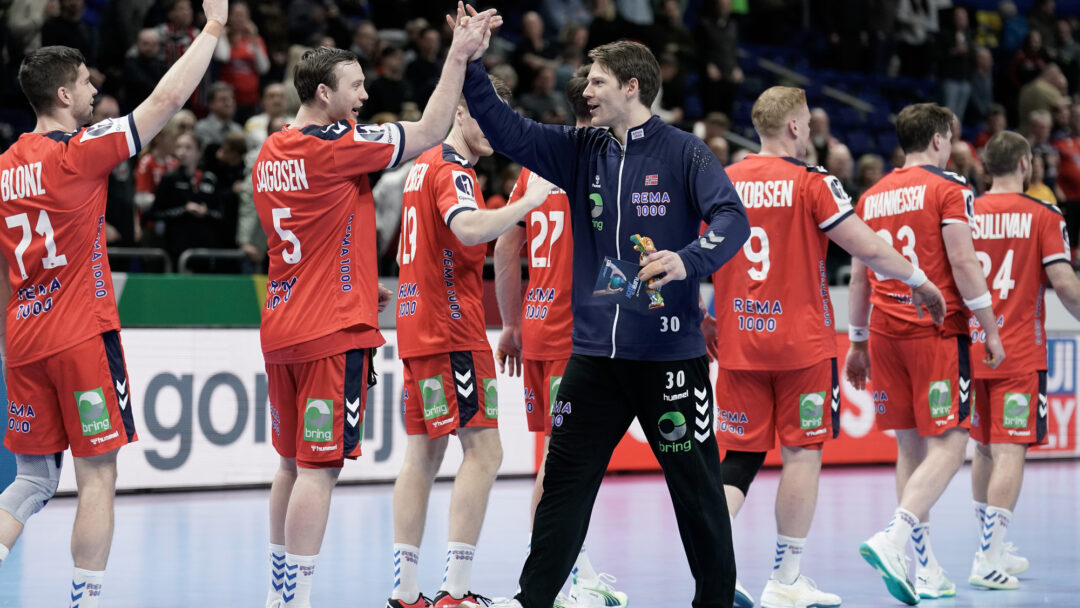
[
  {"x1": 584, "y1": 41, "x2": 660, "y2": 127},
  {"x1": 18, "y1": 46, "x2": 96, "y2": 126},
  {"x1": 896, "y1": 103, "x2": 953, "y2": 167},
  {"x1": 751, "y1": 86, "x2": 809, "y2": 150},
  {"x1": 983, "y1": 130, "x2": 1032, "y2": 189},
  {"x1": 455, "y1": 75, "x2": 512, "y2": 159},
  {"x1": 567, "y1": 64, "x2": 592, "y2": 127},
  {"x1": 294, "y1": 46, "x2": 366, "y2": 121}
]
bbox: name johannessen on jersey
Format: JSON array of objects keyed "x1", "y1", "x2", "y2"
[
  {"x1": 862, "y1": 185, "x2": 927, "y2": 220},
  {"x1": 971, "y1": 212, "x2": 1033, "y2": 240},
  {"x1": 255, "y1": 159, "x2": 309, "y2": 193},
  {"x1": 734, "y1": 180, "x2": 794, "y2": 208}
]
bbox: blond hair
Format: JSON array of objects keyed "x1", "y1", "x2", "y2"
[{"x1": 751, "y1": 87, "x2": 807, "y2": 138}]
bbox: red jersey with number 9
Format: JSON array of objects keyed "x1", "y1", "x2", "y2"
[
  {"x1": 253, "y1": 120, "x2": 404, "y2": 353},
  {"x1": 969, "y1": 192, "x2": 1070, "y2": 377},
  {"x1": 396, "y1": 144, "x2": 489, "y2": 358},
  {"x1": 0, "y1": 117, "x2": 139, "y2": 365},
  {"x1": 857, "y1": 165, "x2": 973, "y2": 338},
  {"x1": 712, "y1": 155, "x2": 854, "y2": 370},
  {"x1": 509, "y1": 167, "x2": 574, "y2": 360}
]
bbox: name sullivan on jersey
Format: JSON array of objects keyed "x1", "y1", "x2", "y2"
[
  {"x1": 255, "y1": 159, "x2": 309, "y2": 193},
  {"x1": 971, "y1": 212, "x2": 1033, "y2": 240},
  {"x1": 734, "y1": 180, "x2": 794, "y2": 208},
  {"x1": 862, "y1": 185, "x2": 927, "y2": 220}
]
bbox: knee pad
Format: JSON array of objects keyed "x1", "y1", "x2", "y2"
[
  {"x1": 721, "y1": 450, "x2": 766, "y2": 496},
  {"x1": 0, "y1": 452, "x2": 62, "y2": 525}
]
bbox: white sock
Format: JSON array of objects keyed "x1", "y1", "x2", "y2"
[
  {"x1": 283, "y1": 553, "x2": 316, "y2": 607},
  {"x1": 266, "y1": 543, "x2": 286, "y2": 607},
  {"x1": 982, "y1": 506, "x2": 1012, "y2": 562},
  {"x1": 573, "y1": 546, "x2": 599, "y2": 582},
  {"x1": 884, "y1": 507, "x2": 919, "y2": 549},
  {"x1": 70, "y1": 568, "x2": 104, "y2": 608},
  {"x1": 0, "y1": 543, "x2": 8, "y2": 567},
  {"x1": 911, "y1": 523, "x2": 940, "y2": 571},
  {"x1": 974, "y1": 501, "x2": 988, "y2": 540},
  {"x1": 442, "y1": 542, "x2": 475, "y2": 598},
  {"x1": 391, "y1": 544, "x2": 421, "y2": 601},
  {"x1": 772, "y1": 535, "x2": 805, "y2": 585}
]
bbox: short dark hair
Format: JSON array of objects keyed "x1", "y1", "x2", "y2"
[
  {"x1": 566, "y1": 64, "x2": 591, "y2": 122},
  {"x1": 294, "y1": 47, "x2": 360, "y2": 104},
  {"x1": 587, "y1": 40, "x2": 660, "y2": 108},
  {"x1": 896, "y1": 103, "x2": 953, "y2": 154},
  {"x1": 983, "y1": 131, "x2": 1031, "y2": 177},
  {"x1": 18, "y1": 46, "x2": 85, "y2": 113}
]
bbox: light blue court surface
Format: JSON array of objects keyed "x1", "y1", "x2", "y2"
[{"x1": 0, "y1": 461, "x2": 1077, "y2": 607}]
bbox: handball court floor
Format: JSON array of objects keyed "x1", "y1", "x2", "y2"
[{"x1": 0, "y1": 461, "x2": 1076, "y2": 607}]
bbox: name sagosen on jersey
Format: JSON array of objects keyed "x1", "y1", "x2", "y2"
[
  {"x1": 972, "y1": 212, "x2": 1033, "y2": 240},
  {"x1": 733, "y1": 179, "x2": 794, "y2": 208},
  {"x1": 254, "y1": 158, "x2": 309, "y2": 193},
  {"x1": 862, "y1": 185, "x2": 928, "y2": 220}
]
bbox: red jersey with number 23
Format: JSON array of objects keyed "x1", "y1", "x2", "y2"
[
  {"x1": 0, "y1": 117, "x2": 139, "y2": 365},
  {"x1": 509, "y1": 167, "x2": 573, "y2": 360}
]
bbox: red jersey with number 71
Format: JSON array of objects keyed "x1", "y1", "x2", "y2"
[
  {"x1": 857, "y1": 165, "x2": 974, "y2": 338},
  {"x1": 509, "y1": 167, "x2": 574, "y2": 360},
  {"x1": 969, "y1": 192, "x2": 1070, "y2": 377},
  {"x1": 0, "y1": 117, "x2": 140, "y2": 365},
  {"x1": 253, "y1": 119, "x2": 405, "y2": 353}
]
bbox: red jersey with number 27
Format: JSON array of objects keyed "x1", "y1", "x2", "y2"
[
  {"x1": 509, "y1": 168, "x2": 574, "y2": 360},
  {"x1": 970, "y1": 192, "x2": 1070, "y2": 377},
  {"x1": 712, "y1": 155, "x2": 854, "y2": 370},
  {"x1": 0, "y1": 117, "x2": 139, "y2": 365}
]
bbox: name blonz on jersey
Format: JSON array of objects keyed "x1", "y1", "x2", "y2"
[{"x1": 713, "y1": 155, "x2": 853, "y2": 370}]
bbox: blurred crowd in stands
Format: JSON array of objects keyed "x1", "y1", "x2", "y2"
[{"x1": 1, "y1": 0, "x2": 1079, "y2": 278}]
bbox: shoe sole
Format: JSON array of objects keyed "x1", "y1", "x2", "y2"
[
  {"x1": 968, "y1": 575, "x2": 1019, "y2": 591},
  {"x1": 859, "y1": 542, "x2": 920, "y2": 605},
  {"x1": 760, "y1": 597, "x2": 841, "y2": 608},
  {"x1": 1005, "y1": 564, "x2": 1029, "y2": 576},
  {"x1": 917, "y1": 588, "x2": 957, "y2": 599}
]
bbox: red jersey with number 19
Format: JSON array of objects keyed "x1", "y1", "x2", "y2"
[
  {"x1": 254, "y1": 119, "x2": 405, "y2": 354},
  {"x1": 396, "y1": 144, "x2": 489, "y2": 358},
  {"x1": 857, "y1": 165, "x2": 974, "y2": 338},
  {"x1": 712, "y1": 155, "x2": 854, "y2": 370},
  {"x1": 0, "y1": 117, "x2": 139, "y2": 365},
  {"x1": 970, "y1": 193, "x2": 1070, "y2": 377},
  {"x1": 509, "y1": 168, "x2": 573, "y2": 360}
]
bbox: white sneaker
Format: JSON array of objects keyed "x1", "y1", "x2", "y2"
[
  {"x1": 759, "y1": 575, "x2": 842, "y2": 608},
  {"x1": 1001, "y1": 542, "x2": 1029, "y2": 575},
  {"x1": 734, "y1": 578, "x2": 755, "y2": 608},
  {"x1": 858, "y1": 532, "x2": 919, "y2": 605},
  {"x1": 569, "y1": 573, "x2": 629, "y2": 607},
  {"x1": 915, "y1": 565, "x2": 956, "y2": 599},
  {"x1": 553, "y1": 593, "x2": 574, "y2": 608},
  {"x1": 968, "y1": 551, "x2": 1019, "y2": 590}
]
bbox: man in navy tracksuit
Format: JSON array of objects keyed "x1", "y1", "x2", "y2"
[{"x1": 460, "y1": 40, "x2": 750, "y2": 608}]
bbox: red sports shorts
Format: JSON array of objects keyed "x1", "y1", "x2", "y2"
[
  {"x1": 869, "y1": 332, "x2": 972, "y2": 436},
  {"x1": 971, "y1": 372, "x2": 1048, "y2": 445},
  {"x1": 402, "y1": 349, "x2": 498, "y2": 438},
  {"x1": 523, "y1": 357, "x2": 569, "y2": 435}
]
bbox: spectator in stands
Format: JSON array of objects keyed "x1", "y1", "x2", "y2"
[
  {"x1": 1019, "y1": 64, "x2": 1065, "y2": 133},
  {"x1": 974, "y1": 103, "x2": 1007, "y2": 151},
  {"x1": 1053, "y1": 102, "x2": 1080, "y2": 247},
  {"x1": 895, "y1": 0, "x2": 942, "y2": 78},
  {"x1": 195, "y1": 83, "x2": 244, "y2": 147},
  {"x1": 854, "y1": 153, "x2": 885, "y2": 199},
  {"x1": 701, "y1": 111, "x2": 732, "y2": 141},
  {"x1": 809, "y1": 107, "x2": 840, "y2": 167},
  {"x1": 968, "y1": 45, "x2": 995, "y2": 124},
  {"x1": 950, "y1": 140, "x2": 984, "y2": 192},
  {"x1": 519, "y1": 66, "x2": 570, "y2": 124},
  {"x1": 1055, "y1": 19, "x2": 1080, "y2": 94},
  {"x1": 244, "y1": 83, "x2": 291, "y2": 165},
  {"x1": 123, "y1": 28, "x2": 168, "y2": 113},
  {"x1": 6, "y1": 0, "x2": 59, "y2": 61},
  {"x1": 134, "y1": 121, "x2": 180, "y2": 212},
  {"x1": 1028, "y1": 109, "x2": 1065, "y2": 202},
  {"x1": 364, "y1": 45, "x2": 412, "y2": 118},
  {"x1": 825, "y1": 0, "x2": 871, "y2": 72},
  {"x1": 826, "y1": 143, "x2": 857, "y2": 196},
  {"x1": 405, "y1": 27, "x2": 442, "y2": 110},
  {"x1": 350, "y1": 20, "x2": 379, "y2": 76},
  {"x1": 707, "y1": 136, "x2": 730, "y2": 165},
  {"x1": 868, "y1": 0, "x2": 898, "y2": 75},
  {"x1": 1051, "y1": 96, "x2": 1071, "y2": 139},
  {"x1": 1026, "y1": 153, "x2": 1058, "y2": 203},
  {"x1": 155, "y1": 0, "x2": 207, "y2": 113},
  {"x1": 152, "y1": 131, "x2": 227, "y2": 269},
  {"x1": 998, "y1": 1, "x2": 1027, "y2": 53},
  {"x1": 696, "y1": 0, "x2": 742, "y2": 116},
  {"x1": 652, "y1": 0, "x2": 695, "y2": 67},
  {"x1": 588, "y1": 0, "x2": 637, "y2": 51},
  {"x1": 202, "y1": 131, "x2": 247, "y2": 251},
  {"x1": 1027, "y1": 0, "x2": 1058, "y2": 50},
  {"x1": 94, "y1": 96, "x2": 139, "y2": 247},
  {"x1": 1011, "y1": 30, "x2": 1051, "y2": 89},
  {"x1": 541, "y1": 0, "x2": 592, "y2": 35},
  {"x1": 658, "y1": 52, "x2": 687, "y2": 123},
  {"x1": 938, "y1": 7, "x2": 976, "y2": 123},
  {"x1": 42, "y1": 0, "x2": 102, "y2": 85},
  {"x1": 512, "y1": 11, "x2": 559, "y2": 95},
  {"x1": 617, "y1": 0, "x2": 653, "y2": 26},
  {"x1": 215, "y1": 1, "x2": 269, "y2": 122}
]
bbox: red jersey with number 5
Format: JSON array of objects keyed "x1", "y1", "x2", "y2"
[
  {"x1": 0, "y1": 117, "x2": 140, "y2": 365},
  {"x1": 712, "y1": 155, "x2": 854, "y2": 370},
  {"x1": 253, "y1": 120, "x2": 404, "y2": 353},
  {"x1": 969, "y1": 192, "x2": 1070, "y2": 377},
  {"x1": 396, "y1": 144, "x2": 489, "y2": 358},
  {"x1": 510, "y1": 168, "x2": 574, "y2": 360},
  {"x1": 857, "y1": 165, "x2": 973, "y2": 338}
]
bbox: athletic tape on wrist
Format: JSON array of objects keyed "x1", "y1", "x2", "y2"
[
  {"x1": 902, "y1": 267, "x2": 927, "y2": 288},
  {"x1": 964, "y1": 292, "x2": 992, "y2": 310},
  {"x1": 849, "y1": 326, "x2": 869, "y2": 342}
]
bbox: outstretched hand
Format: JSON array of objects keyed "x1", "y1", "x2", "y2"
[
  {"x1": 445, "y1": 2, "x2": 502, "y2": 62},
  {"x1": 203, "y1": 0, "x2": 228, "y2": 25}
]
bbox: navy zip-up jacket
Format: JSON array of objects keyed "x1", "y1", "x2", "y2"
[{"x1": 464, "y1": 61, "x2": 749, "y2": 361}]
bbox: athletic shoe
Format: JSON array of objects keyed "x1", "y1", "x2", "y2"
[
  {"x1": 1001, "y1": 542, "x2": 1029, "y2": 575},
  {"x1": 759, "y1": 575, "x2": 842, "y2": 608},
  {"x1": 459, "y1": 600, "x2": 519, "y2": 608},
  {"x1": 915, "y1": 565, "x2": 956, "y2": 599},
  {"x1": 433, "y1": 591, "x2": 494, "y2": 607},
  {"x1": 858, "y1": 532, "x2": 919, "y2": 605},
  {"x1": 569, "y1": 572, "x2": 629, "y2": 607},
  {"x1": 968, "y1": 552, "x2": 1019, "y2": 590},
  {"x1": 387, "y1": 595, "x2": 434, "y2": 608},
  {"x1": 553, "y1": 593, "x2": 574, "y2": 608},
  {"x1": 734, "y1": 578, "x2": 755, "y2": 608}
]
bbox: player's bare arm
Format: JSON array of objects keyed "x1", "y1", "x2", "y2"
[
  {"x1": 449, "y1": 175, "x2": 552, "y2": 247},
  {"x1": 493, "y1": 223, "x2": 526, "y2": 376},
  {"x1": 943, "y1": 222, "x2": 1005, "y2": 367},
  {"x1": 378, "y1": 283, "x2": 392, "y2": 313},
  {"x1": 827, "y1": 216, "x2": 946, "y2": 324},
  {"x1": 0, "y1": 253, "x2": 9, "y2": 377},
  {"x1": 845, "y1": 258, "x2": 873, "y2": 389},
  {"x1": 131, "y1": 0, "x2": 227, "y2": 147},
  {"x1": 1046, "y1": 263, "x2": 1080, "y2": 320}
]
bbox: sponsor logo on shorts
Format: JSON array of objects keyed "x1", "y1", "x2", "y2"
[
  {"x1": 799, "y1": 392, "x2": 825, "y2": 429},
  {"x1": 421, "y1": 376, "x2": 449, "y2": 420},
  {"x1": 303, "y1": 398, "x2": 334, "y2": 443},
  {"x1": 657, "y1": 410, "x2": 691, "y2": 453},
  {"x1": 549, "y1": 376, "x2": 562, "y2": 415},
  {"x1": 432, "y1": 418, "x2": 455, "y2": 428},
  {"x1": 483, "y1": 378, "x2": 498, "y2": 419},
  {"x1": 75, "y1": 388, "x2": 111, "y2": 436},
  {"x1": 928, "y1": 380, "x2": 952, "y2": 418},
  {"x1": 310, "y1": 444, "x2": 337, "y2": 452},
  {"x1": 1003, "y1": 392, "x2": 1031, "y2": 428},
  {"x1": 89, "y1": 430, "x2": 119, "y2": 445}
]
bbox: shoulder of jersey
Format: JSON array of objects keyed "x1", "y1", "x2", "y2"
[
  {"x1": 773, "y1": 155, "x2": 829, "y2": 175},
  {"x1": 298, "y1": 119, "x2": 353, "y2": 141},
  {"x1": 41, "y1": 130, "x2": 77, "y2": 145},
  {"x1": 440, "y1": 144, "x2": 472, "y2": 168},
  {"x1": 919, "y1": 164, "x2": 969, "y2": 186},
  {"x1": 1020, "y1": 192, "x2": 1065, "y2": 216}
]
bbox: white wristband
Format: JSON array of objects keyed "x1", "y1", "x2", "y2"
[
  {"x1": 849, "y1": 326, "x2": 869, "y2": 342},
  {"x1": 964, "y1": 292, "x2": 992, "y2": 311},
  {"x1": 902, "y1": 267, "x2": 927, "y2": 288}
]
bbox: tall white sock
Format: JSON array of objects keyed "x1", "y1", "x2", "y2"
[
  {"x1": 974, "y1": 501, "x2": 988, "y2": 541},
  {"x1": 0, "y1": 543, "x2": 8, "y2": 567},
  {"x1": 391, "y1": 544, "x2": 421, "y2": 601},
  {"x1": 982, "y1": 506, "x2": 1012, "y2": 562},
  {"x1": 573, "y1": 546, "x2": 599, "y2": 582},
  {"x1": 266, "y1": 543, "x2": 286, "y2": 607},
  {"x1": 70, "y1": 568, "x2": 104, "y2": 608},
  {"x1": 884, "y1": 507, "x2": 918, "y2": 549},
  {"x1": 911, "y1": 523, "x2": 940, "y2": 570},
  {"x1": 443, "y1": 542, "x2": 476, "y2": 598},
  {"x1": 283, "y1": 553, "x2": 316, "y2": 607},
  {"x1": 772, "y1": 535, "x2": 805, "y2": 585}
]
